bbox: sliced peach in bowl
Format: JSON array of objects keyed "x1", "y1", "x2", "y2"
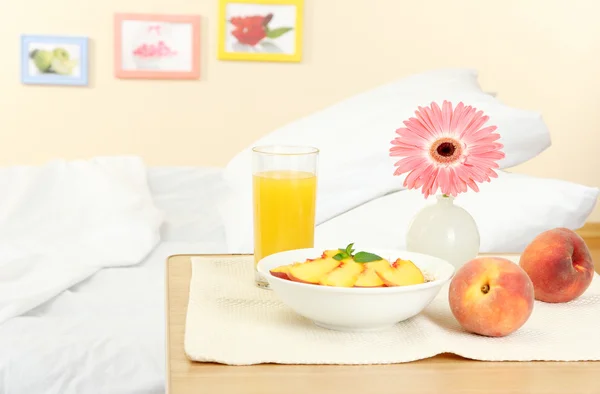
[
  {"x1": 319, "y1": 260, "x2": 364, "y2": 287},
  {"x1": 287, "y1": 257, "x2": 341, "y2": 284},
  {"x1": 377, "y1": 258, "x2": 425, "y2": 287},
  {"x1": 257, "y1": 246, "x2": 455, "y2": 332}
]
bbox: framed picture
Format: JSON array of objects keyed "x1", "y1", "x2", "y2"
[
  {"x1": 218, "y1": 0, "x2": 303, "y2": 62},
  {"x1": 21, "y1": 35, "x2": 89, "y2": 86},
  {"x1": 114, "y1": 13, "x2": 201, "y2": 79}
]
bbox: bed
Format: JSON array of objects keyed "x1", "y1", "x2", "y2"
[
  {"x1": 0, "y1": 166, "x2": 231, "y2": 394},
  {"x1": 0, "y1": 68, "x2": 598, "y2": 394}
]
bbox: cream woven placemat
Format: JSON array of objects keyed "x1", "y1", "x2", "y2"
[{"x1": 184, "y1": 255, "x2": 600, "y2": 365}]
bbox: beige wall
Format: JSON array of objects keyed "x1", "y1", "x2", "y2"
[{"x1": 2, "y1": 0, "x2": 599, "y2": 220}]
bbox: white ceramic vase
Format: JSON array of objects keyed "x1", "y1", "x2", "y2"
[{"x1": 406, "y1": 194, "x2": 480, "y2": 269}]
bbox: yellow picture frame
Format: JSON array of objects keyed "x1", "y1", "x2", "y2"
[{"x1": 217, "y1": 0, "x2": 303, "y2": 62}]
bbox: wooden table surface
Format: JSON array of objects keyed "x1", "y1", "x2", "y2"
[{"x1": 166, "y1": 239, "x2": 600, "y2": 394}]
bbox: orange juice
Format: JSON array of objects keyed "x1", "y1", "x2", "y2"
[{"x1": 253, "y1": 170, "x2": 317, "y2": 265}]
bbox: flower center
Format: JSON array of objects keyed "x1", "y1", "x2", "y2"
[
  {"x1": 429, "y1": 138, "x2": 463, "y2": 165},
  {"x1": 437, "y1": 142, "x2": 455, "y2": 157}
]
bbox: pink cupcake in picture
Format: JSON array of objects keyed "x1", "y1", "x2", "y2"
[{"x1": 131, "y1": 24, "x2": 178, "y2": 69}]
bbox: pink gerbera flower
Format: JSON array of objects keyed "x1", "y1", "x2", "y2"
[{"x1": 389, "y1": 101, "x2": 505, "y2": 198}]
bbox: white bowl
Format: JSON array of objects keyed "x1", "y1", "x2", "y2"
[{"x1": 257, "y1": 248, "x2": 455, "y2": 332}]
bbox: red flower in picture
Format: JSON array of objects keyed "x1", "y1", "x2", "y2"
[
  {"x1": 229, "y1": 13, "x2": 293, "y2": 47},
  {"x1": 230, "y1": 14, "x2": 270, "y2": 46}
]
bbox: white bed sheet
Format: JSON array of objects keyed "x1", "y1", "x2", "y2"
[
  {"x1": 148, "y1": 166, "x2": 229, "y2": 244},
  {"x1": 0, "y1": 167, "x2": 231, "y2": 394}
]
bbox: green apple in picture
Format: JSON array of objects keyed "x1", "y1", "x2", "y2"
[
  {"x1": 29, "y1": 45, "x2": 78, "y2": 75},
  {"x1": 52, "y1": 47, "x2": 70, "y2": 62},
  {"x1": 29, "y1": 49, "x2": 53, "y2": 73},
  {"x1": 50, "y1": 57, "x2": 78, "y2": 75}
]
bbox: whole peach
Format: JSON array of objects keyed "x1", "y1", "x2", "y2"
[
  {"x1": 449, "y1": 257, "x2": 534, "y2": 337},
  {"x1": 519, "y1": 228, "x2": 594, "y2": 303}
]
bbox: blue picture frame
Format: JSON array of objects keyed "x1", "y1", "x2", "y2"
[{"x1": 21, "y1": 35, "x2": 89, "y2": 86}]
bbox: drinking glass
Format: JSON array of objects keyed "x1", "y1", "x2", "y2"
[{"x1": 252, "y1": 145, "x2": 319, "y2": 289}]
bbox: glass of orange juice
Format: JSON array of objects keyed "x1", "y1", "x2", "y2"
[{"x1": 252, "y1": 145, "x2": 319, "y2": 289}]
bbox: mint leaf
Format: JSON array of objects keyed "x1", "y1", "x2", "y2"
[
  {"x1": 332, "y1": 252, "x2": 346, "y2": 261},
  {"x1": 345, "y1": 243, "x2": 355, "y2": 255},
  {"x1": 265, "y1": 27, "x2": 293, "y2": 39},
  {"x1": 353, "y1": 252, "x2": 383, "y2": 263}
]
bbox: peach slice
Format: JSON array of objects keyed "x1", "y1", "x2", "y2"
[
  {"x1": 377, "y1": 258, "x2": 425, "y2": 286},
  {"x1": 354, "y1": 260, "x2": 391, "y2": 287},
  {"x1": 270, "y1": 264, "x2": 295, "y2": 280},
  {"x1": 287, "y1": 257, "x2": 341, "y2": 284},
  {"x1": 320, "y1": 261, "x2": 364, "y2": 287},
  {"x1": 353, "y1": 267, "x2": 383, "y2": 287},
  {"x1": 321, "y1": 249, "x2": 342, "y2": 259}
]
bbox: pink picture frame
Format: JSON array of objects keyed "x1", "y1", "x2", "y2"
[{"x1": 114, "y1": 13, "x2": 201, "y2": 79}]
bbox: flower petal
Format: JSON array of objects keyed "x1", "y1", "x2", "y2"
[
  {"x1": 460, "y1": 112, "x2": 487, "y2": 138},
  {"x1": 454, "y1": 105, "x2": 476, "y2": 137},
  {"x1": 429, "y1": 167, "x2": 440, "y2": 194},
  {"x1": 414, "y1": 108, "x2": 437, "y2": 136},
  {"x1": 430, "y1": 102, "x2": 445, "y2": 135},
  {"x1": 393, "y1": 155, "x2": 428, "y2": 176},
  {"x1": 466, "y1": 178, "x2": 479, "y2": 192},
  {"x1": 400, "y1": 121, "x2": 435, "y2": 143},
  {"x1": 442, "y1": 100, "x2": 453, "y2": 134},
  {"x1": 436, "y1": 167, "x2": 450, "y2": 195},
  {"x1": 450, "y1": 102, "x2": 465, "y2": 132},
  {"x1": 390, "y1": 145, "x2": 423, "y2": 156},
  {"x1": 465, "y1": 130, "x2": 501, "y2": 145},
  {"x1": 406, "y1": 163, "x2": 431, "y2": 189}
]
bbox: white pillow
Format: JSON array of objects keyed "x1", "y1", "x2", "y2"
[
  {"x1": 220, "y1": 68, "x2": 552, "y2": 252},
  {"x1": 315, "y1": 171, "x2": 599, "y2": 253}
]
